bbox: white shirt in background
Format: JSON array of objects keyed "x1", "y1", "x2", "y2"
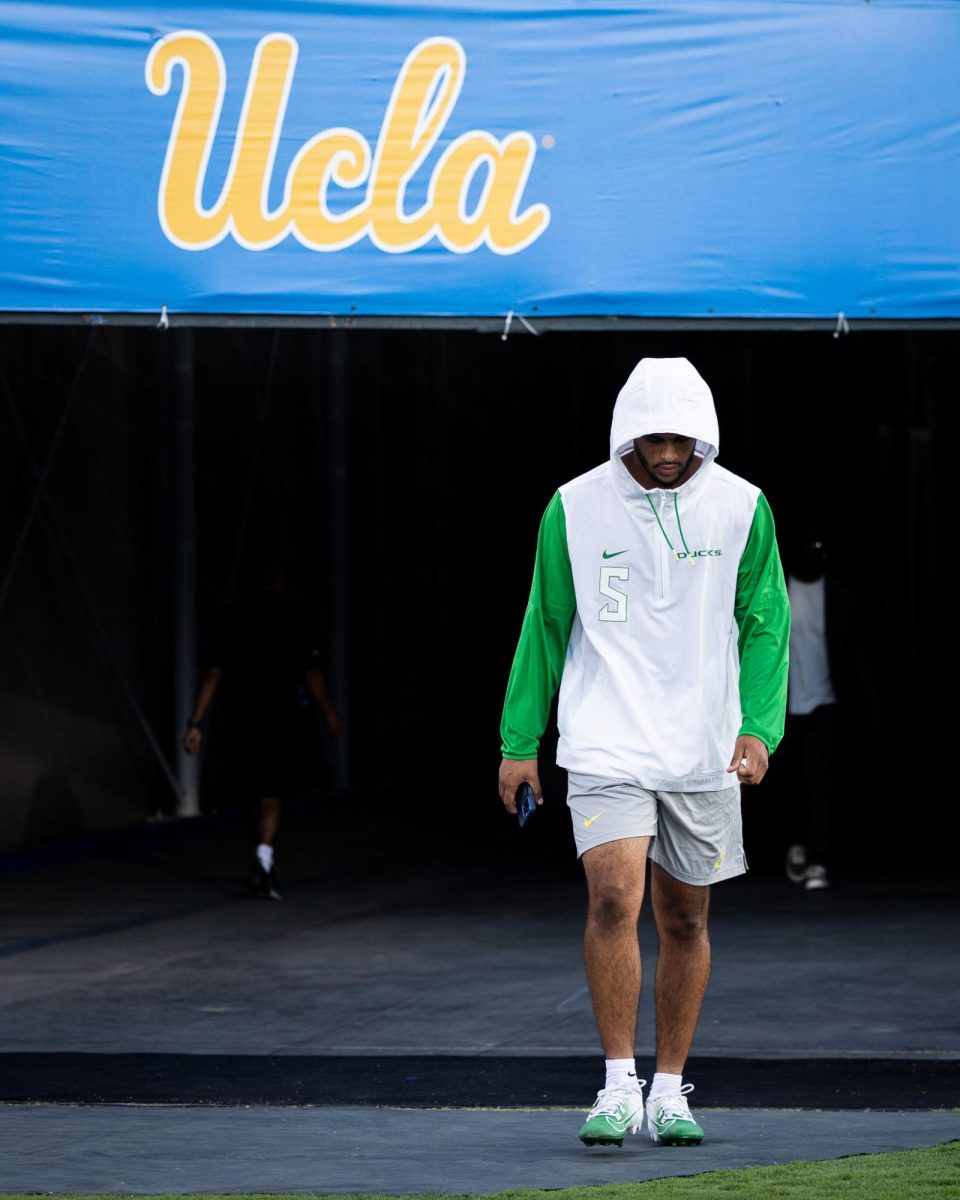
[{"x1": 787, "y1": 576, "x2": 837, "y2": 716}]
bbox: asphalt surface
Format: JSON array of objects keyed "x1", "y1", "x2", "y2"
[
  {"x1": 1, "y1": 1052, "x2": 955, "y2": 1109},
  {"x1": 2, "y1": 1106, "x2": 958, "y2": 1194},
  {"x1": 1, "y1": 794, "x2": 957, "y2": 1193}
]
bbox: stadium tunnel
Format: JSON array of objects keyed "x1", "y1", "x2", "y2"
[
  {"x1": 0, "y1": 320, "x2": 956, "y2": 868},
  {"x1": 4, "y1": 5, "x2": 960, "y2": 1157}
]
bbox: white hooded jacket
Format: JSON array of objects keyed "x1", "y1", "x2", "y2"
[{"x1": 501, "y1": 357, "x2": 790, "y2": 790}]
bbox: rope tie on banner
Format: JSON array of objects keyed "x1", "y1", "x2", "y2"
[
  {"x1": 501, "y1": 310, "x2": 541, "y2": 341},
  {"x1": 833, "y1": 311, "x2": 849, "y2": 339},
  {"x1": 158, "y1": 304, "x2": 169, "y2": 330}
]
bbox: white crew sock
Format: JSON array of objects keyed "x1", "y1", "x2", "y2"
[
  {"x1": 604, "y1": 1058, "x2": 640, "y2": 1091},
  {"x1": 648, "y1": 1071, "x2": 683, "y2": 1098},
  {"x1": 256, "y1": 843, "x2": 274, "y2": 871}
]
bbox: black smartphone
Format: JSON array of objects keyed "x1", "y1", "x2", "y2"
[{"x1": 517, "y1": 782, "x2": 538, "y2": 828}]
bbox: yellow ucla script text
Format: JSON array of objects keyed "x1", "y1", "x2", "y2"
[{"x1": 145, "y1": 31, "x2": 551, "y2": 255}]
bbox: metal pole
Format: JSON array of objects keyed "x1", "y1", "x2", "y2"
[
  {"x1": 325, "y1": 333, "x2": 349, "y2": 790},
  {"x1": 173, "y1": 328, "x2": 199, "y2": 815}
]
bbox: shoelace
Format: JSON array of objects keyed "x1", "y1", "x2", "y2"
[
  {"x1": 651, "y1": 1083, "x2": 695, "y2": 1125},
  {"x1": 589, "y1": 1081, "x2": 646, "y2": 1117}
]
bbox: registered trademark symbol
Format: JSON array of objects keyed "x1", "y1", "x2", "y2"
[{"x1": 541, "y1": 133, "x2": 556, "y2": 150}]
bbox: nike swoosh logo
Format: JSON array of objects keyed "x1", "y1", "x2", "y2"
[
  {"x1": 583, "y1": 811, "x2": 604, "y2": 828},
  {"x1": 602, "y1": 549, "x2": 628, "y2": 559}
]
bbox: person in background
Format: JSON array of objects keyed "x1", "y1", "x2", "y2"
[
  {"x1": 782, "y1": 531, "x2": 876, "y2": 891},
  {"x1": 183, "y1": 557, "x2": 345, "y2": 899}
]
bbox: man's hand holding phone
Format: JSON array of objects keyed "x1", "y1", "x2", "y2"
[{"x1": 499, "y1": 757, "x2": 543, "y2": 825}]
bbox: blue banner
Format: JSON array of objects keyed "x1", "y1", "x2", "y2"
[{"x1": 1, "y1": 1, "x2": 958, "y2": 319}]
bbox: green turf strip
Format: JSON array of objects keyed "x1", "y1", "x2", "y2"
[{"x1": 4, "y1": 1140, "x2": 959, "y2": 1200}]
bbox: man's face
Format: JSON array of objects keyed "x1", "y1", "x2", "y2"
[{"x1": 633, "y1": 433, "x2": 697, "y2": 487}]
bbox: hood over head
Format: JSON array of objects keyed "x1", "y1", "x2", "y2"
[{"x1": 610, "y1": 357, "x2": 719, "y2": 469}]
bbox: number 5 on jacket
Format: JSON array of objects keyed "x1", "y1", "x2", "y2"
[{"x1": 599, "y1": 566, "x2": 629, "y2": 622}]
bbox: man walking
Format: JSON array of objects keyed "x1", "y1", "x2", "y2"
[
  {"x1": 499, "y1": 357, "x2": 789, "y2": 1148},
  {"x1": 184, "y1": 558, "x2": 345, "y2": 899}
]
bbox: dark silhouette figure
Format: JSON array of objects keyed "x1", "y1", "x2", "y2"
[
  {"x1": 779, "y1": 532, "x2": 878, "y2": 890},
  {"x1": 183, "y1": 560, "x2": 344, "y2": 898}
]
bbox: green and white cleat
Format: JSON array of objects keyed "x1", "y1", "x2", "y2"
[
  {"x1": 646, "y1": 1084, "x2": 704, "y2": 1146},
  {"x1": 578, "y1": 1084, "x2": 646, "y2": 1147}
]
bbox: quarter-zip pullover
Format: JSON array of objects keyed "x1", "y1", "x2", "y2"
[{"x1": 500, "y1": 357, "x2": 790, "y2": 791}]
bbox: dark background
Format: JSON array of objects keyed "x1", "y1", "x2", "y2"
[{"x1": 0, "y1": 324, "x2": 954, "y2": 867}]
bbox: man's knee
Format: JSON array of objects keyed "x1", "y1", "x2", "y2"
[
  {"x1": 583, "y1": 838, "x2": 649, "y2": 931},
  {"x1": 654, "y1": 873, "x2": 710, "y2": 942},
  {"x1": 657, "y1": 900, "x2": 709, "y2": 944},
  {"x1": 587, "y1": 879, "x2": 643, "y2": 930}
]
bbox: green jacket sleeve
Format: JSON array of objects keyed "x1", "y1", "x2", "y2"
[
  {"x1": 500, "y1": 492, "x2": 577, "y2": 759},
  {"x1": 734, "y1": 493, "x2": 790, "y2": 753}
]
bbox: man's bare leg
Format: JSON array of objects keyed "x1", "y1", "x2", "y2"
[
  {"x1": 650, "y1": 861, "x2": 711, "y2": 1074},
  {"x1": 258, "y1": 796, "x2": 281, "y2": 846},
  {"x1": 582, "y1": 837, "x2": 650, "y2": 1059},
  {"x1": 251, "y1": 797, "x2": 283, "y2": 898}
]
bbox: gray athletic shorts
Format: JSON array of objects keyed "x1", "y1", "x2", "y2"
[{"x1": 567, "y1": 771, "x2": 746, "y2": 885}]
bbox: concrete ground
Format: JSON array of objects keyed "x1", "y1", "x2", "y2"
[
  {"x1": 1, "y1": 794, "x2": 957, "y2": 1193},
  {"x1": 2, "y1": 1106, "x2": 958, "y2": 1194}
]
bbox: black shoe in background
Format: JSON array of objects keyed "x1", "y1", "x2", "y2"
[
  {"x1": 263, "y1": 866, "x2": 283, "y2": 900},
  {"x1": 248, "y1": 861, "x2": 282, "y2": 899}
]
